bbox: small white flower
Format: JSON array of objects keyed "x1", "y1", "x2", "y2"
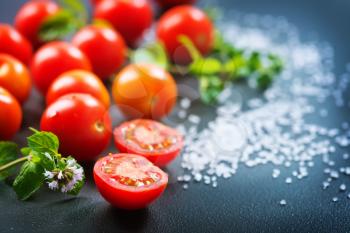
[
  {"x1": 57, "y1": 171, "x2": 63, "y2": 180},
  {"x1": 72, "y1": 167, "x2": 84, "y2": 181},
  {"x1": 61, "y1": 185, "x2": 69, "y2": 193},
  {"x1": 44, "y1": 152, "x2": 53, "y2": 160},
  {"x1": 48, "y1": 180, "x2": 58, "y2": 190},
  {"x1": 43, "y1": 170, "x2": 54, "y2": 179}
]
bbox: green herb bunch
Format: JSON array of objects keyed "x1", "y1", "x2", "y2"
[{"x1": 0, "y1": 129, "x2": 85, "y2": 200}]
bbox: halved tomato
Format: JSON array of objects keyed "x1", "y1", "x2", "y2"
[
  {"x1": 113, "y1": 119, "x2": 183, "y2": 166},
  {"x1": 94, "y1": 153, "x2": 168, "y2": 209}
]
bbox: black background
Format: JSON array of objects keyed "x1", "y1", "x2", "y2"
[{"x1": 1, "y1": 0, "x2": 350, "y2": 232}]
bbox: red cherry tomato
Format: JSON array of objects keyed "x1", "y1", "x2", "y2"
[
  {"x1": 112, "y1": 64, "x2": 177, "y2": 119},
  {"x1": 31, "y1": 41, "x2": 91, "y2": 94},
  {"x1": 0, "y1": 54, "x2": 31, "y2": 104},
  {"x1": 0, "y1": 24, "x2": 33, "y2": 65},
  {"x1": 40, "y1": 93, "x2": 112, "y2": 161},
  {"x1": 114, "y1": 119, "x2": 183, "y2": 166},
  {"x1": 0, "y1": 87, "x2": 22, "y2": 140},
  {"x1": 72, "y1": 25, "x2": 126, "y2": 79},
  {"x1": 155, "y1": 0, "x2": 196, "y2": 9},
  {"x1": 94, "y1": 0, "x2": 153, "y2": 47},
  {"x1": 91, "y1": 0, "x2": 104, "y2": 6},
  {"x1": 46, "y1": 70, "x2": 111, "y2": 108},
  {"x1": 93, "y1": 153, "x2": 168, "y2": 209},
  {"x1": 14, "y1": 0, "x2": 60, "y2": 48},
  {"x1": 156, "y1": 6, "x2": 214, "y2": 65}
]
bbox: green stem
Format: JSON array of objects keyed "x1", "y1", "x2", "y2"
[{"x1": 0, "y1": 156, "x2": 29, "y2": 172}]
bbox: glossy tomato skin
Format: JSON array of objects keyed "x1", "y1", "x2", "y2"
[
  {"x1": 40, "y1": 94, "x2": 112, "y2": 161},
  {"x1": 112, "y1": 64, "x2": 177, "y2": 120},
  {"x1": 0, "y1": 54, "x2": 31, "y2": 104},
  {"x1": 155, "y1": 0, "x2": 196, "y2": 9},
  {"x1": 14, "y1": 0, "x2": 60, "y2": 48},
  {"x1": 0, "y1": 87, "x2": 22, "y2": 140},
  {"x1": 94, "y1": 0, "x2": 153, "y2": 47},
  {"x1": 31, "y1": 41, "x2": 91, "y2": 94},
  {"x1": 0, "y1": 24, "x2": 33, "y2": 65},
  {"x1": 46, "y1": 70, "x2": 110, "y2": 108},
  {"x1": 156, "y1": 6, "x2": 214, "y2": 65},
  {"x1": 114, "y1": 119, "x2": 183, "y2": 166},
  {"x1": 72, "y1": 25, "x2": 126, "y2": 79},
  {"x1": 93, "y1": 153, "x2": 168, "y2": 209}
]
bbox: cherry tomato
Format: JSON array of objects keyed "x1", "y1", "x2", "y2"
[
  {"x1": 112, "y1": 64, "x2": 177, "y2": 120},
  {"x1": 94, "y1": 0, "x2": 153, "y2": 47},
  {"x1": 31, "y1": 41, "x2": 91, "y2": 94},
  {"x1": 72, "y1": 25, "x2": 126, "y2": 79},
  {"x1": 91, "y1": 0, "x2": 104, "y2": 6},
  {"x1": 0, "y1": 87, "x2": 22, "y2": 140},
  {"x1": 14, "y1": 0, "x2": 60, "y2": 48},
  {"x1": 0, "y1": 24, "x2": 33, "y2": 65},
  {"x1": 155, "y1": 0, "x2": 196, "y2": 9},
  {"x1": 40, "y1": 94, "x2": 112, "y2": 161},
  {"x1": 94, "y1": 153, "x2": 168, "y2": 209},
  {"x1": 0, "y1": 54, "x2": 31, "y2": 104},
  {"x1": 114, "y1": 119, "x2": 183, "y2": 166},
  {"x1": 46, "y1": 70, "x2": 110, "y2": 108},
  {"x1": 156, "y1": 6, "x2": 214, "y2": 65}
]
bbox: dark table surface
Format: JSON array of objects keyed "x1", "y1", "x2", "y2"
[{"x1": 1, "y1": 0, "x2": 350, "y2": 233}]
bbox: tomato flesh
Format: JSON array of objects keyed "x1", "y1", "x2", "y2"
[
  {"x1": 114, "y1": 119, "x2": 183, "y2": 166},
  {"x1": 94, "y1": 153, "x2": 168, "y2": 209}
]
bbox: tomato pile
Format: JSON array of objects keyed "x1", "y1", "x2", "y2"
[{"x1": 0, "y1": 0, "x2": 212, "y2": 209}]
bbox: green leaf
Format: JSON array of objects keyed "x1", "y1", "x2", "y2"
[
  {"x1": 39, "y1": 10, "x2": 77, "y2": 41},
  {"x1": 20, "y1": 147, "x2": 31, "y2": 156},
  {"x1": 256, "y1": 72, "x2": 274, "y2": 90},
  {"x1": 178, "y1": 35, "x2": 202, "y2": 61},
  {"x1": 131, "y1": 42, "x2": 169, "y2": 69},
  {"x1": 190, "y1": 57, "x2": 222, "y2": 75},
  {"x1": 0, "y1": 142, "x2": 19, "y2": 180},
  {"x1": 13, "y1": 161, "x2": 45, "y2": 200},
  {"x1": 58, "y1": 0, "x2": 87, "y2": 23},
  {"x1": 27, "y1": 130, "x2": 59, "y2": 155},
  {"x1": 199, "y1": 76, "x2": 225, "y2": 104}
]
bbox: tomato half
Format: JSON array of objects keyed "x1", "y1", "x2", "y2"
[
  {"x1": 0, "y1": 24, "x2": 33, "y2": 65},
  {"x1": 155, "y1": 0, "x2": 196, "y2": 9},
  {"x1": 72, "y1": 25, "x2": 126, "y2": 79},
  {"x1": 156, "y1": 5, "x2": 214, "y2": 65},
  {"x1": 14, "y1": 0, "x2": 60, "y2": 48},
  {"x1": 31, "y1": 41, "x2": 91, "y2": 94},
  {"x1": 114, "y1": 119, "x2": 183, "y2": 166},
  {"x1": 46, "y1": 70, "x2": 110, "y2": 108},
  {"x1": 0, "y1": 54, "x2": 31, "y2": 104},
  {"x1": 112, "y1": 64, "x2": 177, "y2": 119},
  {"x1": 94, "y1": 153, "x2": 168, "y2": 209},
  {"x1": 0, "y1": 87, "x2": 22, "y2": 140},
  {"x1": 40, "y1": 93, "x2": 112, "y2": 161},
  {"x1": 94, "y1": 0, "x2": 153, "y2": 47}
]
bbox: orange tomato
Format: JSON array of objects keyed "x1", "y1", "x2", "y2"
[
  {"x1": 112, "y1": 64, "x2": 177, "y2": 119},
  {"x1": 0, "y1": 54, "x2": 31, "y2": 104},
  {"x1": 46, "y1": 70, "x2": 110, "y2": 108},
  {"x1": 0, "y1": 87, "x2": 22, "y2": 140}
]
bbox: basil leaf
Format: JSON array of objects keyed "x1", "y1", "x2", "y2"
[
  {"x1": 58, "y1": 0, "x2": 87, "y2": 23},
  {"x1": 39, "y1": 10, "x2": 77, "y2": 41},
  {"x1": 190, "y1": 58, "x2": 222, "y2": 75},
  {"x1": 27, "y1": 130, "x2": 59, "y2": 155},
  {"x1": 0, "y1": 142, "x2": 19, "y2": 180},
  {"x1": 13, "y1": 161, "x2": 45, "y2": 200},
  {"x1": 131, "y1": 43, "x2": 169, "y2": 69},
  {"x1": 199, "y1": 76, "x2": 225, "y2": 104}
]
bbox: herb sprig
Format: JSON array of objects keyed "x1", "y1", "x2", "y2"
[
  {"x1": 0, "y1": 128, "x2": 85, "y2": 200},
  {"x1": 131, "y1": 33, "x2": 283, "y2": 104}
]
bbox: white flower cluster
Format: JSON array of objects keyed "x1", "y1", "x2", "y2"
[{"x1": 44, "y1": 156, "x2": 84, "y2": 193}]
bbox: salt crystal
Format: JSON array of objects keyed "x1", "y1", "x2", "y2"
[
  {"x1": 272, "y1": 169, "x2": 280, "y2": 178},
  {"x1": 285, "y1": 177, "x2": 292, "y2": 184},
  {"x1": 279, "y1": 199, "x2": 287, "y2": 206},
  {"x1": 188, "y1": 114, "x2": 201, "y2": 124},
  {"x1": 332, "y1": 197, "x2": 339, "y2": 202},
  {"x1": 339, "y1": 184, "x2": 346, "y2": 192},
  {"x1": 180, "y1": 98, "x2": 191, "y2": 109}
]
